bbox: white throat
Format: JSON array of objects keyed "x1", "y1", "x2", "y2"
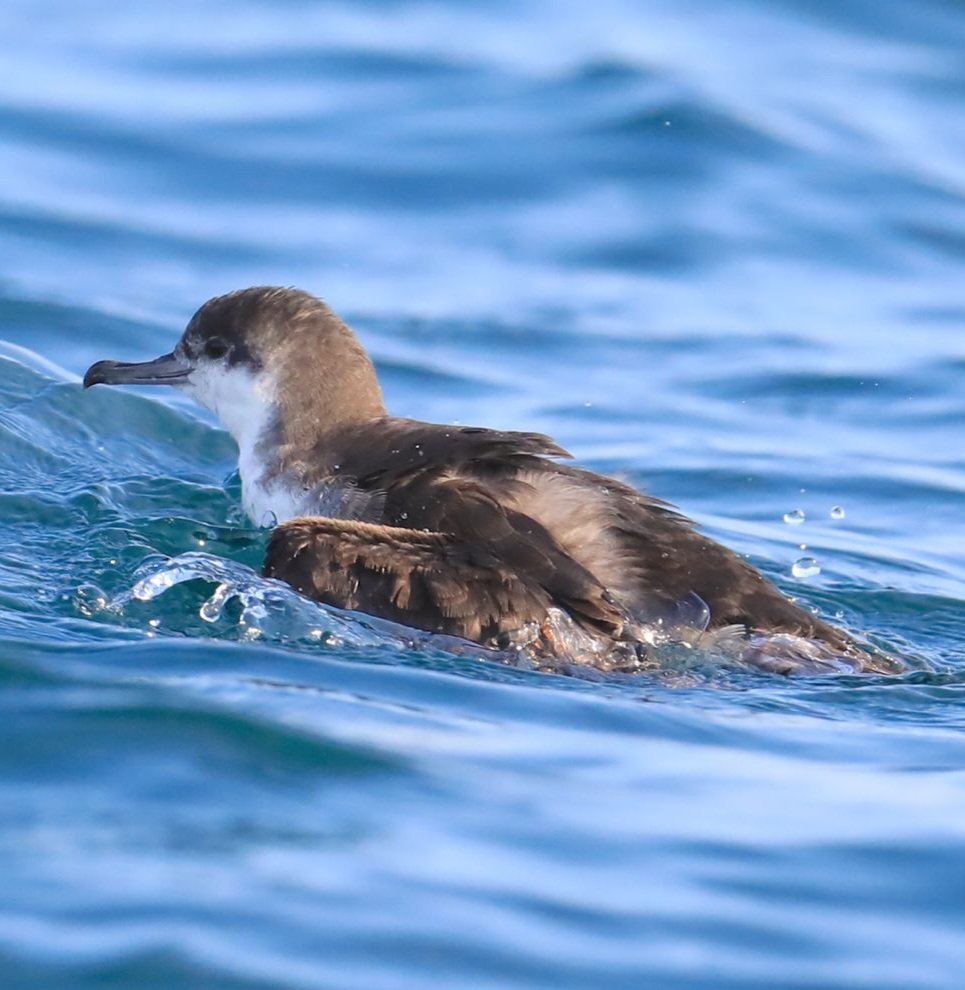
[{"x1": 182, "y1": 362, "x2": 304, "y2": 527}]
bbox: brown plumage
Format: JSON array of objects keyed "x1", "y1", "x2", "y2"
[
  {"x1": 263, "y1": 417, "x2": 857, "y2": 658},
  {"x1": 84, "y1": 286, "x2": 890, "y2": 672}
]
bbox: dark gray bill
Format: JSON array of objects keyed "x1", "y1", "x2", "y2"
[{"x1": 83, "y1": 352, "x2": 191, "y2": 388}]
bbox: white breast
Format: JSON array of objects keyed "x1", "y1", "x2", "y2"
[
  {"x1": 238, "y1": 456, "x2": 384, "y2": 528},
  {"x1": 181, "y1": 361, "x2": 303, "y2": 527},
  {"x1": 238, "y1": 447, "x2": 307, "y2": 528}
]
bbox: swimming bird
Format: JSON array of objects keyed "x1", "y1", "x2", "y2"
[{"x1": 84, "y1": 286, "x2": 886, "y2": 672}]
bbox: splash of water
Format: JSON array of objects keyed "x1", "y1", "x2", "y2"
[
  {"x1": 112, "y1": 552, "x2": 896, "y2": 678},
  {"x1": 119, "y1": 551, "x2": 504, "y2": 659}
]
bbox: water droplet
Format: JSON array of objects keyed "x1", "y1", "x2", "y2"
[
  {"x1": 200, "y1": 583, "x2": 231, "y2": 622},
  {"x1": 147, "y1": 618, "x2": 160, "y2": 629},
  {"x1": 74, "y1": 584, "x2": 108, "y2": 616},
  {"x1": 791, "y1": 557, "x2": 821, "y2": 579},
  {"x1": 830, "y1": 505, "x2": 846, "y2": 520},
  {"x1": 783, "y1": 509, "x2": 805, "y2": 525}
]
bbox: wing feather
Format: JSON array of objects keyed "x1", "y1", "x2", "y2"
[{"x1": 264, "y1": 516, "x2": 565, "y2": 644}]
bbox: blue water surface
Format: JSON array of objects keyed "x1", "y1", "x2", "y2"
[{"x1": 1, "y1": 1, "x2": 964, "y2": 987}]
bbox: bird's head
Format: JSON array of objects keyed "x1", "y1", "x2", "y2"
[{"x1": 84, "y1": 286, "x2": 385, "y2": 448}]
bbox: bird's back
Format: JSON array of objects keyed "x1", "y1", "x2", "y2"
[
  {"x1": 503, "y1": 462, "x2": 855, "y2": 650},
  {"x1": 277, "y1": 416, "x2": 871, "y2": 663}
]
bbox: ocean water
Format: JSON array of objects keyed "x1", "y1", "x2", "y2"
[{"x1": 1, "y1": 0, "x2": 964, "y2": 986}]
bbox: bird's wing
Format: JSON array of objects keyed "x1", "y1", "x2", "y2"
[
  {"x1": 263, "y1": 516, "x2": 565, "y2": 644},
  {"x1": 282, "y1": 419, "x2": 628, "y2": 642},
  {"x1": 386, "y1": 471, "x2": 630, "y2": 636}
]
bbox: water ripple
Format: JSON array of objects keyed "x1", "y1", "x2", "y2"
[{"x1": 0, "y1": 1, "x2": 964, "y2": 987}]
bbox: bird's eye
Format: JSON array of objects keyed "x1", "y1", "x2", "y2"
[{"x1": 204, "y1": 337, "x2": 229, "y2": 359}]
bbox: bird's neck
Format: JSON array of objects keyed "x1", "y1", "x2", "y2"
[
  {"x1": 216, "y1": 341, "x2": 387, "y2": 526},
  {"x1": 270, "y1": 335, "x2": 386, "y2": 452},
  {"x1": 236, "y1": 404, "x2": 385, "y2": 529}
]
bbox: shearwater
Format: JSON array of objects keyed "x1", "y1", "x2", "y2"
[{"x1": 84, "y1": 286, "x2": 897, "y2": 674}]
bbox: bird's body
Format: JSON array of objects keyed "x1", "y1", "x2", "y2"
[{"x1": 84, "y1": 286, "x2": 894, "y2": 674}]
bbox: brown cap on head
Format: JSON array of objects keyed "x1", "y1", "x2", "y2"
[{"x1": 194, "y1": 287, "x2": 387, "y2": 443}]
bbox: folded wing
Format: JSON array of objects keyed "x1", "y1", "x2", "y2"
[{"x1": 263, "y1": 513, "x2": 625, "y2": 646}]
